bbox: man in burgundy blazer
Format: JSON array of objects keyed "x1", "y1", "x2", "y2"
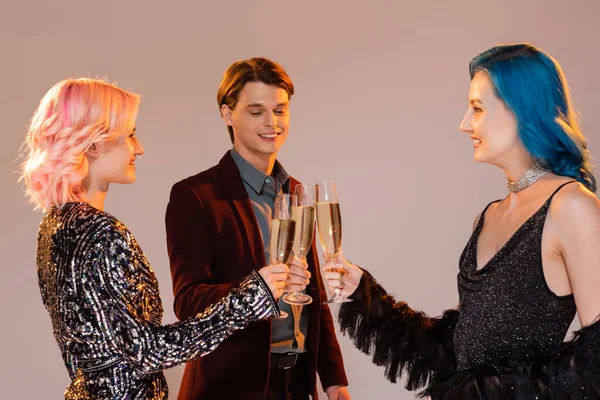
[{"x1": 165, "y1": 58, "x2": 349, "y2": 400}]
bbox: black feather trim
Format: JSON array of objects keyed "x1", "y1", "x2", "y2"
[
  {"x1": 422, "y1": 317, "x2": 600, "y2": 399},
  {"x1": 338, "y1": 269, "x2": 459, "y2": 390}
]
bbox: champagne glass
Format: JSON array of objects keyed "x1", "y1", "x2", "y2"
[
  {"x1": 315, "y1": 181, "x2": 352, "y2": 304},
  {"x1": 269, "y1": 193, "x2": 297, "y2": 318},
  {"x1": 283, "y1": 184, "x2": 316, "y2": 306}
]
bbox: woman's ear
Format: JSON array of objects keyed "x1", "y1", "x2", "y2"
[{"x1": 86, "y1": 143, "x2": 100, "y2": 159}]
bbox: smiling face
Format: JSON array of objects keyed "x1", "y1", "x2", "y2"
[
  {"x1": 88, "y1": 127, "x2": 144, "y2": 188},
  {"x1": 459, "y1": 71, "x2": 524, "y2": 167},
  {"x1": 221, "y1": 81, "x2": 290, "y2": 165}
]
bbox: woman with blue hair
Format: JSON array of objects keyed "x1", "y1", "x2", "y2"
[{"x1": 322, "y1": 43, "x2": 600, "y2": 399}]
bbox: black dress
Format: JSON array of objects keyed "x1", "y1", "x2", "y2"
[{"x1": 339, "y1": 182, "x2": 600, "y2": 399}]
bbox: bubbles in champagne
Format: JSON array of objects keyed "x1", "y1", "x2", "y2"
[
  {"x1": 292, "y1": 206, "x2": 316, "y2": 258},
  {"x1": 269, "y1": 219, "x2": 296, "y2": 264},
  {"x1": 315, "y1": 202, "x2": 342, "y2": 256}
]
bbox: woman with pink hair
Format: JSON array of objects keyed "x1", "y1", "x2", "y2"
[{"x1": 21, "y1": 78, "x2": 288, "y2": 399}]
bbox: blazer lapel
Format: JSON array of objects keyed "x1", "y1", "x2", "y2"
[{"x1": 218, "y1": 152, "x2": 267, "y2": 269}]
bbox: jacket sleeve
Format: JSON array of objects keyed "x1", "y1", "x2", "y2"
[
  {"x1": 338, "y1": 269, "x2": 459, "y2": 391},
  {"x1": 80, "y1": 226, "x2": 279, "y2": 375},
  {"x1": 422, "y1": 317, "x2": 600, "y2": 400},
  {"x1": 165, "y1": 181, "x2": 244, "y2": 320}
]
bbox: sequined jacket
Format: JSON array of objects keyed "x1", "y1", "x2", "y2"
[
  {"x1": 36, "y1": 202, "x2": 279, "y2": 400},
  {"x1": 339, "y1": 270, "x2": 600, "y2": 400}
]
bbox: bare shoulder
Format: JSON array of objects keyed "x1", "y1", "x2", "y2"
[
  {"x1": 472, "y1": 212, "x2": 482, "y2": 231},
  {"x1": 549, "y1": 181, "x2": 600, "y2": 224},
  {"x1": 472, "y1": 199, "x2": 502, "y2": 231}
]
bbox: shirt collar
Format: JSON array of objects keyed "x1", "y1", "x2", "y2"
[{"x1": 230, "y1": 147, "x2": 290, "y2": 194}]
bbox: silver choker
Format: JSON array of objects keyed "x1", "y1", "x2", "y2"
[{"x1": 507, "y1": 161, "x2": 550, "y2": 193}]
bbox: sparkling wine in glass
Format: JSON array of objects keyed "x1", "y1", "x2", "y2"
[
  {"x1": 269, "y1": 193, "x2": 297, "y2": 317},
  {"x1": 283, "y1": 184, "x2": 316, "y2": 306},
  {"x1": 316, "y1": 181, "x2": 352, "y2": 304}
]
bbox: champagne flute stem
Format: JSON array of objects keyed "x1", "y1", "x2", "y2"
[{"x1": 331, "y1": 260, "x2": 345, "y2": 300}]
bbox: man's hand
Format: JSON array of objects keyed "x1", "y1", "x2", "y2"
[
  {"x1": 325, "y1": 385, "x2": 351, "y2": 400},
  {"x1": 285, "y1": 255, "x2": 311, "y2": 292},
  {"x1": 258, "y1": 263, "x2": 289, "y2": 299}
]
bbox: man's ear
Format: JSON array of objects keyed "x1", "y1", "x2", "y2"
[{"x1": 221, "y1": 104, "x2": 234, "y2": 126}]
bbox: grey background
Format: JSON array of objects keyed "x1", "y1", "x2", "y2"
[{"x1": 2, "y1": 1, "x2": 599, "y2": 398}]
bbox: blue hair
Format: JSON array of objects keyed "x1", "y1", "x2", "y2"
[{"x1": 470, "y1": 43, "x2": 596, "y2": 192}]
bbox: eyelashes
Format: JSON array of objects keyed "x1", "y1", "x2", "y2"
[{"x1": 249, "y1": 110, "x2": 287, "y2": 117}]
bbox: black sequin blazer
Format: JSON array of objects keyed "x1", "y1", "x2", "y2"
[{"x1": 36, "y1": 202, "x2": 278, "y2": 399}]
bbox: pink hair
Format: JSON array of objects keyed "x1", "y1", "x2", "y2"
[{"x1": 21, "y1": 78, "x2": 140, "y2": 211}]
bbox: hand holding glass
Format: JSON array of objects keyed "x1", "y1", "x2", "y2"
[
  {"x1": 269, "y1": 193, "x2": 296, "y2": 318},
  {"x1": 283, "y1": 184, "x2": 316, "y2": 306},
  {"x1": 316, "y1": 181, "x2": 352, "y2": 304}
]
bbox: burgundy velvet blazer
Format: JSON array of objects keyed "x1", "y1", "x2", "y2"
[{"x1": 165, "y1": 152, "x2": 348, "y2": 400}]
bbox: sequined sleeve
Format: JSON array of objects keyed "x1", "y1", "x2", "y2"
[
  {"x1": 79, "y1": 225, "x2": 279, "y2": 375},
  {"x1": 338, "y1": 269, "x2": 459, "y2": 391}
]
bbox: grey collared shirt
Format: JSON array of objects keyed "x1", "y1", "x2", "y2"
[{"x1": 230, "y1": 148, "x2": 308, "y2": 354}]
